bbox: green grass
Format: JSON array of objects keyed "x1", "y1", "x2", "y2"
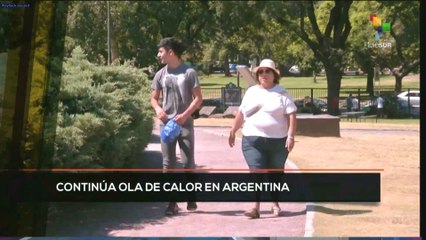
[
  {"x1": 199, "y1": 73, "x2": 420, "y2": 89},
  {"x1": 199, "y1": 74, "x2": 250, "y2": 88}
]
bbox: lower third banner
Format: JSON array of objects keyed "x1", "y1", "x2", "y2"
[{"x1": 0, "y1": 172, "x2": 380, "y2": 202}]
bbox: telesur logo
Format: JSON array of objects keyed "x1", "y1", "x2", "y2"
[
  {"x1": 365, "y1": 13, "x2": 392, "y2": 48},
  {"x1": 370, "y1": 13, "x2": 391, "y2": 39}
]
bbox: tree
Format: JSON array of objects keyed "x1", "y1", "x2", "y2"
[
  {"x1": 381, "y1": 1, "x2": 420, "y2": 92},
  {"x1": 0, "y1": 8, "x2": 11, "y2": 52},
  {"x1": 66, "y1": 2, "x2": 110, "y2": 63},
  {"x1": 207, "y1": 1, "x2": 268, "y2": 76},
  {"x1": 269, "y1": 1, "x2": 353, "y2": 115},
  {"x1": 347, "y1": 1, "x2": 382, "y2": 94},
  {"x1": 65, "y1": 1, "x2": 215, "y2": 68}
]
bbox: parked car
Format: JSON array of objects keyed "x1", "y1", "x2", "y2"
[
  {"x1": 380, "y1": 91, "x2": 420, "y2": 118},
  {"x1": 397, "y1": 90, "x2": 420, "y2": 107},
  {"x1": 209, "y1": 65, "x2": 224, "y2": 73},
  {"x1": 382, "y1": 68, "x2": 392, "y2": 75},
  {"x1": 344, "y1": 67, "x2": 363, "y2": 76},
  {"x1": 229, "y1": 64, "x2": 248, "y2": 73},
  {"x1": 229, "y1": 64, "x2": 237, "y2": 73},
  {"x1": 294, "y1": 97, "x2": 327, "y2": 113},
  {"x1": 288, "y1": 65, "x2": 301, "y2": 75},
  {"x1": 395, "y1": 90, "x2": 420, "y2": 117}
]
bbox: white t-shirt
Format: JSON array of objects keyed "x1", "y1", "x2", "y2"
[
  {"x1": 352, "y1": 98, "x2": 359, "y2": 110},
  {"x1": 239, "y1": 85, "x2": 297, "y2": 138},
  {"x1": 377, "y1": 97, "x2": 384, "y2": 109},
  {"x1": 151, "y1": 63, "x2": 200, "y2": 120}
]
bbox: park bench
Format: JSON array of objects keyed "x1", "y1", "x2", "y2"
[
  {"x1": 340, "y1": 111, "x2": 366, "y2": 122},
  {"x1": 358, "y1": 114, "x2": 378, "y2": 123}
]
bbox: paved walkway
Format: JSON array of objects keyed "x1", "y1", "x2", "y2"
[{"x1": 107, "y1": 124, "x2": 309, "y2": 237}]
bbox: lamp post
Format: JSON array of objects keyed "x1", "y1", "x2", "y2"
[
  {"x1": 236, "y1": 54, "x2": 240, "y2": 87},
  {"x1": 107, "y1": 1, "x2": 111, "y2": 65},
  {"x1": 374, "y1": 64, "x2": 381, "y2": 94}
]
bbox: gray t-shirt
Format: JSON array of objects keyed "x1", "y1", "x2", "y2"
[{"x1": 151, "y1": 63, "x2": 200, "y2": 120}]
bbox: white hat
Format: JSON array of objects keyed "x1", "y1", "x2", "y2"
[{"x1": 252, "y1": 59, "x2": 280, "y2": 76}]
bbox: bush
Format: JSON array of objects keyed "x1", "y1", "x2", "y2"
[
  {"x1": 53, "y1": 47, "x2": 154, "y2": 168},
  {"x1": 362, "y1": 105, "x2": 377, "y2": 115}
]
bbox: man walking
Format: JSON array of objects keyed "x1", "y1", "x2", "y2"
[
  {"x1": 346, "y1": 94, "x2": 353, "y2": 112},
  {"x1": 150, "y1": 37, "x2": 202, "y2": 215}
]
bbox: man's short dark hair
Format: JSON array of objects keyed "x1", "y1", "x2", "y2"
[{"x1": 157, "y1": 37, "x2": 186, "y2": 58}]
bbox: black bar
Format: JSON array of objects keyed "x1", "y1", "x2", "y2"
[
  {"x1": 0, "y1": 172, "x2": 380, "y2": 202},
  {"x1": 9, "y1": 0, "x2": 36, "y2": 169}
]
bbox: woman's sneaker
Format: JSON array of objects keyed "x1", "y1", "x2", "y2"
[
  {"x1": 244, "y1": 208, "x2": 260, "y2": 219},
  {"x1": 271, "y1": 206, "x2": 281, "y2": 217}
]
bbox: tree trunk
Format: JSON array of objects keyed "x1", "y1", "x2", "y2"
[
  {"x1": 313, "y1": 70, "x2": 317, "y2": 83},
  {"x1": 392, "y1": 66, "x2": 405, "y2": 93},
  {"x1": 366, "y1": 68, "x2": 374, "y2": 96},
  {"x1": 224, "y1": 57, "x2": 230, "y2": 77},
  {"x1": 394, "y1": 75, "x2": 403, "y2": 93},
  {"x1": 110, "y1": 35, "x2": 120, "y2": 64},
  {"x1": 325, "y1": 67, "x2": 342, "y2": 116}
]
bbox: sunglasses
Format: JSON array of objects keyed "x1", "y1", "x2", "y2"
[{"x1": 258, "y1": 69, "x2": 272, "y2": 74}]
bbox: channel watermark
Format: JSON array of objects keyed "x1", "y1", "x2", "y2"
[
  {"x1": 365, "y1": 13, "x2": 393, "y2": 49},
  {"x1": 1, "y1": 3, "x2": 31, "y2": 8},
  {"x1": 365, "y1": 41, "x2": 392, "y2": 49}
]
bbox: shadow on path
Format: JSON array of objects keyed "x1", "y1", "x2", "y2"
[
  {"x1": 307, "y1": 204, "x2": 372, "y2": 216},
  {"x1": 47, "y1": 202, "x2": 168, "y2": 236},
  {"x1": 46, "y1": 132, "x2": 169, "y2": 236},
  {"x1": 46, "y1": 125, "x2": 308, "y2": 237},
  {"x1": 136, "y1": 150, "x2": 163, "y2": 169}
]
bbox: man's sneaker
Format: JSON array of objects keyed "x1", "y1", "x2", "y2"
[
  {"x1": 165, "y1": 202, "x2": 180, "y2": 216},
  {"x1": 187, "y1": 202, "x2": 198, "y2": 211}
]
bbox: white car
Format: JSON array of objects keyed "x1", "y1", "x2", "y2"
[
  {"x1": 397, "y1": 90, "x2": 420, "y2": 107},
  {"x1": 288, "y1": 65, "x2": 300, "y2": 75},
  {"x1": 343, "y1": 67, "x2": 364, "y2": 76}
]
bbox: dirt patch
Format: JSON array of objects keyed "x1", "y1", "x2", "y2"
[
  {"x1": 290, "y1": 130, "x2": 419, "y2": 236},
  {"x1": 194, "y1": 118, "x2": 420, "y2": 237}
]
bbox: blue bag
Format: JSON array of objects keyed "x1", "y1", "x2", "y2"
[{"x1": 160, "y1": 119, "x2": 182, "y2": 143}]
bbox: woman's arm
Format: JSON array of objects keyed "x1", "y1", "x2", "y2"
[
  {"x1": 228, "y1": 111, "x2": 244, "y2": 147},
  {"x1": 285, "y1": 112, "x2": 297, "y2": 152}
]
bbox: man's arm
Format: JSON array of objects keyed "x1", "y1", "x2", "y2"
[
  {"x1": 151, "y1": 89, "x2": 168, "y2": 122},
  {"x1": 175, "y1": 87, "x2": 202, "y2": 125}
]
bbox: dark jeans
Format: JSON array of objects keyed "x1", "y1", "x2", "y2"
[
  {"x1": 242, "y1": 135, "x2": 289, "y2": 202},
  {"x1": 242, "y1": 136, "x2": 288, "y2": 170},
  {"x1": 160, "y1": 118, "x2": 195, "y2": 170},
  {"x1": 377, "y1": 108, "x2": 384, "y2": 118},
  {"x1": 160, "y1": 118, "x2": 195, "y2": 204}
]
